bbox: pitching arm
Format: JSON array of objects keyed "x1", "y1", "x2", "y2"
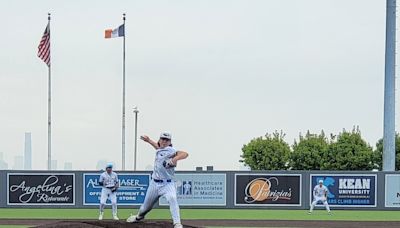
[{"x1": 141, "y1": 135, "x2": 159, "y2": 150}]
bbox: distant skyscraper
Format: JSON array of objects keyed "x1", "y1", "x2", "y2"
[
  {"x1": 0, "y1": 152, "x2": 8, "y2": 169},
  {"x1": 51, "y1": 160, "x2": 57, "y2": 170},
  {"x1": 13, "y1": 156, "x2": 23, "y2": 170},
  {"x1": 24, "y1": 132, "x2": 32, "y2": 170},
  {"x1": 64, "y1": 162, "x2": 72, "y2": 170}
]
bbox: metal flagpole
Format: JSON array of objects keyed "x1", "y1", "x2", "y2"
[
  {"x1": 122, "y1": 13, "x2": 126, "y2": 170},
  {"x1": 47, "y1": 13, "x2": 52, "y2": 170},
  {"x1": 383, "y1": 0, "x2": 396, "y2": 171},
  {"x1": 133, "y1": 107, "x2": 139, "y2": 171}
]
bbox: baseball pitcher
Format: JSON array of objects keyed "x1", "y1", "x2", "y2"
[{"x1": 127, "y1": 132, "x2": 189, "y2": 228}]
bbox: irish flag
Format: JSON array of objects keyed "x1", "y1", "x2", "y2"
[{"x1": 105, "y1": 24, "x2": 125, "y2": 38}]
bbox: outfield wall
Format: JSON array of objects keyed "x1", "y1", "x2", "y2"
[{"x1": 0, "y1": 170, "x2": 398, "y2": 210}]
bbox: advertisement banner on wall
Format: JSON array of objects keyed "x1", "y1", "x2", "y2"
[
  {"x1": 83, "y1": 173, "x2": 150, "y2": 205},
  {"x1": 310, "y1": 174, "x2": 377, "y2": 207},
  {"x1": 234, "y1": 174, "x2": 301, "y2": 206},
  {"x1": 159, "y1": 173, "x2": 226, "y2": 206},
  {"x1": 385, "y1": 174, "x2": 400, "y2": 207},
  {"x1": 7, "y1": 173, "x2": 75, "y2": 205}
]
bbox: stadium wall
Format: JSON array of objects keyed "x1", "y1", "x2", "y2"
[{"x1": 0, "y1": 170, "x2": 398, "y2": 210}]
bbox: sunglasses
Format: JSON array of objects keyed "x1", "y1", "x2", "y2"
[{"x1": 160, "y1": 138, "x2": 171, "y2": 141}]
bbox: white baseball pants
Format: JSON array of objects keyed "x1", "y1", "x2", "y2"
[
  {"x1": 99, "y1": 187, "x2": 117, "y2": 216},
  {"x1": 137, "y1": 180, "x2": 181, "y2": 224},
  {"x1": 310, "y1": 196, "x2": 330, "y2": 212}
]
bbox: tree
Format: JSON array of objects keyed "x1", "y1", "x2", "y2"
[
  {"x1": 240, "y1": 131, "x2": 290, "y2": 170},
  {"x1": 290, "y1": 130, "x2": 329, "y2": 170},
  {"x1": 375, "y1": 134, "x2": 400, "y2": 170},
  {"x1": 323, "y1": 127, "x2": 378, "y2": 170}
]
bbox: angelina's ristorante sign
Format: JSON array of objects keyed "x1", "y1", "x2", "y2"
[
  {"x1": 234, "y1": 174, "x2": 301, "y2": 206},
  {"x1": 7, "y1": 173, "x2": 75, "y2": 205}
]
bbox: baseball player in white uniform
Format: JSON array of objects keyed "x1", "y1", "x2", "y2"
[
  {"x1": 127, "y1": 132, "x2": 189, "y2": 228},
  {"x1": 309, "y1": 179, "x2": 331, "y2": 214},
  {"x1": 98, "y1": 163, "x2": 119, "y2": 220}
]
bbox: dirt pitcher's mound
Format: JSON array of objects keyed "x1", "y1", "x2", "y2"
[{"x1": 34, "y1": 220, "x2": 202, "y2": 228}]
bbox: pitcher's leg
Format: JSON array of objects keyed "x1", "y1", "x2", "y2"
[
  {"x1": 137, "y1": 181, "x2": 160, "y2": 219},
  {"x1": 163, "y1": 182, "x2": 181, "y2": 225}
]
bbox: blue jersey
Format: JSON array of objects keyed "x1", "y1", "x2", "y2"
[{"x1": 152, "y1": 146, "x2": 177, "y2": 180}]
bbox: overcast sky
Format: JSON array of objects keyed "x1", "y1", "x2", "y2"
[{"x1": 0, "y1": 0, "x2": 396, "y2": 170}]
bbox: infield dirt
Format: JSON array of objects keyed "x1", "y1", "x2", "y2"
[
  {"x1": 34, "y1": 220, "x2": 200, "y2": 228},
  {"x1": 1, "y1": 219, "x2": 400, "y2": 228}
]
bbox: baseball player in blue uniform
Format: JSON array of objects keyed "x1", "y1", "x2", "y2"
[
  {"x1": 98, "y1": 163, "x2": 119, "y2": 220},
  {"x1": 309, "y1": 179, "x2": 331, "y2": 214},
  {"x1": 127, "y1": 132, "x2": 189, "y2": 228}
]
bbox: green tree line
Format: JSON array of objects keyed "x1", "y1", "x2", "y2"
[{"x1": 240, "y1": 127, "x2": 400, "y2": 170}]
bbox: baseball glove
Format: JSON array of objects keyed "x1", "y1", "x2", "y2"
[
  {"x1": 107, "y1": 186, "x2": 118, "y2": 192},
  {"x1": 111, "y1": 186, "x2": 118, "y2": 192},
  {"x1": 163, "y1": 158, "x2": 176, "y2": 169}
]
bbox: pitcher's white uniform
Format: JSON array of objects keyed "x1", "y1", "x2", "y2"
[
  {"x1": 99, "y1": 171, "x2": 119, "y2": 217},
  {"x1": 136, "y1": 146, "x2": 181, "y2": 224},
  {"x1": 309, "y1": 182, "x2": 331, "y2": 213}
]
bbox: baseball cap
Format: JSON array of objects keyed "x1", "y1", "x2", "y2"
[
  {"x1": 106, "y1": 163, "x2": 113, "y2": 169},
  {"x1": 318, "y1": 180, "x2": 323, "y2": 184},
  {"x1": 160, "y1": 132, "x2": 172, "y2": 140}
]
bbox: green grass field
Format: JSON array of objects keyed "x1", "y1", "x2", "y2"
[
  {"x1": 0, "y1": 226, "x2": 28, "y2": 228},
  {"x1": 0, "y1": 208, "x2": 399, "y2": 221}
]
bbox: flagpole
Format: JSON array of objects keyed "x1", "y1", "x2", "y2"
[
  {"x1": 133, "y1": 107, "x2": 139, "y2": 171},
  {"x1": 47, "y1": 13, "x2": 52, "y2": 170},
  {"x1": 122, "y1": 13, "x2": 126, "y2": 170},
  {"x1": 383, "y1": 0, "x2": 396, "y2": 171}
]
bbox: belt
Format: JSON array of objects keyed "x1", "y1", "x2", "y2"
[{"x1": 153, "y1": 179, "x2": 171, "y2": 183}]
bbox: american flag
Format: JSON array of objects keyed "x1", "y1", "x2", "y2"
[{"x1": 37, "y1": 24, "x2": 50, "y2": 66}]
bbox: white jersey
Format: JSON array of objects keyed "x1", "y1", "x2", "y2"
[
  {"x1": 136, "y1": 145, "x2": 182, "y2": 225},
  {"x1": 152, "y1": 146, "x2": 177, "y2": 180},
  {"x1": 99, "y1": 171, "x2": 119, "y2": 188},
  {"x1": 313, "y1": 184, "x2": 328, "y2": 197}
]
